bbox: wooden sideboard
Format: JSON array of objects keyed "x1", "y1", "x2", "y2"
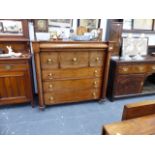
[
  {"x1": 0, "y1": 20, "x2": 34, "y2": 107},
  {"x1": 107, "y1": 56, "x2": 155, "y2": 101},
  {"x1": 32, "y1": 41, "x2": 113, "y2": 109},
  {"x1": 0, "y1": 55, "x2": 34, "y2": 106}
]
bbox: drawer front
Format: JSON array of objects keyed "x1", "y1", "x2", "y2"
[
  {"x1": 43, "y1": 78, "x2": 102, "y2": 92},
  {"x1": 0, "y1": 63, "x2": 27, "y2": 71},
  {"x1": 42, "y1": 67, "x2": 103, "y2": 81},
  {"x1": 40, "y1": 52, "x2": 58, "y2": 69},
  {"x1": 118, "y1": 65, "x2": 147, "y2": 74},
  {"x1": 44, "y1": 89, "x2": 101, "y2": 105},
  {"x1": 89, "y1": 51, "x2": 105, "y2": 67},
  {"x1": 60, "y1": 51, "x2": 89, "y2": 68}
]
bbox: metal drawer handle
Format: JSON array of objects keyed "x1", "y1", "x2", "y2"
[
  {"x1": 94, "y1": 70, "x2": 98, "y2": 76},
  {"x1": 122, "y1": 67, "x2": 128, "y2": 72},
  {"x1": 93, "y1": 81, "x2": 97, "y2": 88},
  {"x1": 152, "y1": 66, "x2": 155, "y2": 70},
  {"x1": 5, "y1": 65, "x2": 12, "y2": 70}
]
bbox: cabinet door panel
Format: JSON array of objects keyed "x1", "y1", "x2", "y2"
[
  {"x1": 0, "y1": 71, "x2": 28, "y2": 101},
  {"x1": 114, "y1": 74, "x2": 145, "y2": 96}
]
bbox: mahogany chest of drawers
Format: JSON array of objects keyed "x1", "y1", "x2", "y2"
[
  {"x1": 107, "y1": 56, "x2": 155, "y2": 101},
  {"x1": 32, "y1": 41, "x2": 113, "y2": 109}
]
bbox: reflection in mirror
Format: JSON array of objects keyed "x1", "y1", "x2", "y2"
[{"x1": 0, "y1": 20, "x2": 23, "y2": 36}]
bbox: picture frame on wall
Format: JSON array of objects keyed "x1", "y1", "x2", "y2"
[
  {"x1": 0, "y1": 22, "x2": 3, "y2": 33},
  {"x1": 77, "y1": 19, "x2": 101, "y2": 29},
  {"x1": 48, "y1": 19, "x2": 73, "y2": 28},
  {"x1": 132, "y1": 19, "x2": 153, "y2": 30},
  {"x1": 34, "y1": 19, "x2": 48, "y2": 32},
  {"x1": 122, "y1": 37, "x2": 148, "y2": 56}
]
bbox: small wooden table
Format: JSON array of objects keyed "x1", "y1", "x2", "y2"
[{"x1": 102, "y1": 114, "x2": 155, "y2": 135}]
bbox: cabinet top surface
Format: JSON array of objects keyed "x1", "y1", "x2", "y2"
[{"x1": 111, "y1": 55, "x2": 155, "y2": 64}]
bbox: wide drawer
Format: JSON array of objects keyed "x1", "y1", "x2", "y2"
[
  {"x1": 40, "y1": 52, "x2": 59, "y2": 69},
  {"x1": 0, "y1": 63, "x2": 27, "y2": 71},
  {"x1": 43, "y1": 78, "x2": 102, "y2": 92},
  {"x1": 42, "y1": 67, "x2": 103, "y2": 81},
  {"x1": 44, "y1": 88, "x2": 101, "y2": 105},
  {"x1": 60, "y1": 51, "x2": 89, "y2": 68},
  {"x1": 118, "y1": 65, "x2": 147, "y2": 74},
  {"x1": 89, "y1": 51, "x2": 105, "y2": 67}
]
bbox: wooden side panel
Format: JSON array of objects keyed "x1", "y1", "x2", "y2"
[{"x1": 122, "y1": 100, "x2": 155, "y2": 120}]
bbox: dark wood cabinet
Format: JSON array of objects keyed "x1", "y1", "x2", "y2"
[
  {"x1": 107, "y1": 56, "x2": 155, "y2": 101},
  {"x1": 106, "y1": 20, "x2": 123, "y2": 56},
  {"x1": 32, "y1": 41, "x2": 113, "y2": 109}
]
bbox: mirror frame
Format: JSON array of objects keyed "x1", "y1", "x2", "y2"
[{"x1": 0, "y1": 19, "x2": 29, "y2": 40}]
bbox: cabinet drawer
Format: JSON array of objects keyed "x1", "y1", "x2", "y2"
[
  {"x1": 40, "y1": 52, "x2": 58, "y2": 69},
  {"x1": 89, "y1": 51, "x2": 105, "y2": 67},
  {"x1": 43, "y1": 78, "x2": 102, "y2": 92},
  {"x1": 0, "y1": 63, "x2": 27, "y2": 71},
  {"x1": 118, "y1": 65, "x2": 147, "y2": 74},
  {"x1": 44, "y1": 89, "x2": 101, "y2": 105},
  {"x1": 42, "y1": 67, "x2": 103, "y2": 81},
  {"x1": 60, "y1": 51, "x2": 89, "y2": 68}
]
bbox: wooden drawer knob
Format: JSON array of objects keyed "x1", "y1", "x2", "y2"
[
  {"x1": 72, "y1": 57, "x2": 77, "y2": 62},
  {"x1": 49, "y1": 84, "x2": 53, "y2": 88},
  {"x1": 96, "y1": 57, "x2": 99, "y2": 61},
  {"x1": 93, "y1": 92, "x2": 97, "y2": 98},
  {"x1": 48, "y1": 73, "x2": 53, "y2": 79},
  {"x1": 94, "y1": 70, "x2": 98, "y2": 76},
  {"x1": 49, "y1": 96, "x2": 54, "y2": 101},
  {"x1": 47, "y1": 58, "x2": 53, "y2": 63},
  {"x1": 93, "y1": 81, "x2": 97, "y2": 88}
]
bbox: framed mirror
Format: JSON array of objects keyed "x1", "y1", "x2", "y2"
[{"x1": 0, "y1": 19, "x2": 29, "y2": 39}]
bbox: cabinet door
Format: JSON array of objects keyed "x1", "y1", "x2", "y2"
[
  {"x1": 114, "y1": 74, "x2": 145, "y2": 96},
  {"x1": 0, "y1": 71, "x2": 30, "y2": 105}
]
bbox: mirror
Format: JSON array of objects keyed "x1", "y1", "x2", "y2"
[
  {"x1": 0, "y1": 19, "x2": 28, "y2": 39},
  {"x1": 0, "y1": 20, "x2": 23, "y2": 36}
]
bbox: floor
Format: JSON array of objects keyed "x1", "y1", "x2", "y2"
[{"x1": 0, "y1": 95, "x2": 155, "y2": 135}]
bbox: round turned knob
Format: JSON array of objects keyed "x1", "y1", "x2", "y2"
[
  {"x1": 94, "y1": 70, "x2": 98, "y2": 76},
  {"x1": 49, "y1": 84, "x2": 53, "y2": 88},
  {"x1": 47, "y1": 58, "x2": 53, "y2": 63},
  {"x1": 96, "y1": 57, "x2": 99, "y2": 61},
  {"x1": 72, "y1": 57, "x2": 77, "y2": 62},
  {"x1": 49, "y1": 96, "x2": 54, "y2": 101},
  {"x1": 93, "y1": 92, "x2": 97, "y2": 98},
  {"x1": 93, "y1": 81, "x2": 97, "y2": 88},
  {"x1": 48, "y1": 73, "x2": 53, "y2": 79},
  {"x1": 122, "y1": 67, "x2": 128, "y2": 72},
  {"x1": 109, "y1": 46, "x2": 113, "y2": 51}
]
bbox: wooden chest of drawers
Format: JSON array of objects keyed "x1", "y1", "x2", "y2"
[
  {"x1": 107, "y1": 56, "x2": 155, "y2": 101},
  {"x1": 0, "y1": 56, "x2": 34, "y2": 106},
  {"x1": 33, "y1": 41, "x2": 113, "y2": 109}
]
